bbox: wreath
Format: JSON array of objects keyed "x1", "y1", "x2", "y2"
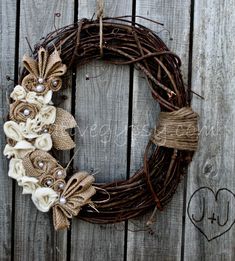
[{"x1": 3, "y1": 17, "x2": 198, "y2": 230}]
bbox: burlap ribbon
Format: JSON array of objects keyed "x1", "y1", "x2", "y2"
[
  {"x1": 51, "y1": 107, "x2": 77, "y2": 150},
  {"x1": 151, "y1": 107, "x2": 198, "y2": 151},
  {"x1": 23, "y1": 47, "x2": 67, "y2": 79},
  {"x1": 10, "y1": 101, "x2": 39, "y2": 122},
  {"x1": 52, "y1": 171, "x2": 96, "y2": 230},
  {"x1": 22, "y1": 47, "x2": 67, "y2": 94},
  {"x1": 22, "y1": 150, "x2": 58, "y2": 177}
]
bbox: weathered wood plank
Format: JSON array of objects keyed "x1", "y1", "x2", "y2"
[
  {"x1": 70, "y1": 1, "x2": 132, "y2": 261},
  {"x1": 14, "y1": 1, "x2": 74, "y2": 260},
  {"x1": 184, "y1": 0, "x2": 235, "y2": 260},
  {"x1": 127, "y1": 1, "x2": 191, "y2": 260},
  {"x1": 0, "y1": 0, "x2": 17, "y2": 260}
]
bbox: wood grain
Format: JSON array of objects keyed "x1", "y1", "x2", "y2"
[
  {"x1": 70, "y1": 1, "x2": 132, "y2": 261},
  {"x1": 0, "y1": 0, "x2": 17, "y2": 260},
  {"x1": 127, "y1": 1, "x2": 192, "y2": 260},
  {"x1": 13, "y1": 1, "x2": 74, "y2": 260},
  {"x1": 1, "y1": 0, "x2": 234, "y2": 260},
  {"x1": 184, "y1": 0, "x2": 235, "y2": 260}
]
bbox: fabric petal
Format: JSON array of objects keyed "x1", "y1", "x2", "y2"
[
  {"x1": 51, "y1": 128, "x2": 75, "y2": 150},
  {"x1": 54, "y1": 108, "x2": 77, "y2": 129},
  {"x1": 22, "y1": 54, "x2": 39, "y2": 77}
]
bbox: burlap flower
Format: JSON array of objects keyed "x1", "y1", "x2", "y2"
[
  {"x1": 52, "y1": 171, "x2": 96, "y2": 230},
  {"x1": 51, "y1": 166, "x2": 67, "y2": 179},
  {"x1": 40, "y1": 174, "x2": 66, "y2": 192},
  {"x1": 22, "y1": 150, "x2": 67, "y2": 191},
  {"x1": 22, "y1": 150, "x2": 58, "y2": 178},
  {"x1": 10, "y1": 100, "x2": 39, "y2": 123},
  {"x1": 52, "y1": 179, "x2": 66, "y2": 192},
  {"x1": 21, "y1": 47, "x2": 67, "y2": 95}
]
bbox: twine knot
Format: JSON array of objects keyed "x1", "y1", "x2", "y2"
[{"x1": 151, "y1": 107, "x2": 199, "y2": 151}]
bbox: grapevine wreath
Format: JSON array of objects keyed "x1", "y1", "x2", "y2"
[{"x1": 3, "y1": 16, "x2": 198, "y2": 230}]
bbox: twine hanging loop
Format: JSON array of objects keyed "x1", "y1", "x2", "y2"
[{"x1": 97, "y1": 0, "x2": 104, "y2": 57}]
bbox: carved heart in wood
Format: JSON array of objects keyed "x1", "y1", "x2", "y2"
[{"x1": 187, "y1": 187, "x2": 235, "y2": 241}]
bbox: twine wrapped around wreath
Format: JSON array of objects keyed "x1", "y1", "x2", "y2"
[
  {"x1": 151, "y1": 107, "x2": 198, "y2": 151},
  {"x1": 14, "y1": 17, "x2": 200, "y2": 226}
]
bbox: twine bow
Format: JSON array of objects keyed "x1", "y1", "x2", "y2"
[
  {"x1": 151, "y1": 107, "x2": 199, "y2": 151},
  {"x1": 52, "y1": 171, "x2": 96, "y2": 230}
]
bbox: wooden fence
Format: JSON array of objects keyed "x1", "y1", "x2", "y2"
[{"x1": 1, "y1": 0, "x2": 235, "y2": 260}]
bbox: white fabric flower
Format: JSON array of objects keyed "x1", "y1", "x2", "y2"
[
  {"x1": 18, "y1": 105, "x2": 55, "y2": 140},
  {"x1": 25, "y1": 92, "x2": 43, "y2": 106},
  {"x1": 43, "y1": 90, "x2": 53, "y2": 104},
  {"x1": 3, "y1": 140, "x2": 35, "y2": 159},
  {"x1": 4, "y1": 121, "x2": 23, "y2": 141},
  {"x1": 8, "y1": 158, "x2": 26, "y2": 180},
  {"x1": 10, "y1": 85, "x2": 27, "y2": 101},
  {"x1": 3, "y1": 144, "x2": 15, "y2": 158},
  {"x1": 32, "y1": 187, "x2": 58, "y2": 212},
  {"x1": 34, "y1": 133, "x2": 52, "y2": 151},
  {"x1": 19, "y1": 115, "x2": 43, "y2": 139},
  {"x1": 25, "y1": 90, "x2": 53, "y2": 106},
  {"x1": 18, "y1": 176, "x2": 39, "y2": 194},
  {"x1": 40, "y1": 105, "x2": 56, "y2": 125}
]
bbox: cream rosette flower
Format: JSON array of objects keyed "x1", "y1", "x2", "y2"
[
  {"x1": 19, "y1": 114, "x2": 44, "y2": 139},
  {"x1": 10, "y1": 85, "x2": 27, "y2": 101},
  {"x1": 25, "y1": 90, "x2": 53, "y2": 106},
  {"x1": 32, "y1": 187, "x2": 59, "y2": 212},
  {"x1": 3, "y1": 140, "x2": 35, "y2": 159},
  {"x1": 4, "y1": 121, "x2": 23, "y2": 141},
  {"x1": 34, "y1": 133, "x2": 53, "y2": 151},
  {"x1": 40, "y1": 105, "x2": 56, "y2": 125},
  {"x1": 8, "y1": 158, "x2": 26, "y2": 180},
  {"x1": 18, "y1": 176, "x2": 39, "y2": 194}
]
